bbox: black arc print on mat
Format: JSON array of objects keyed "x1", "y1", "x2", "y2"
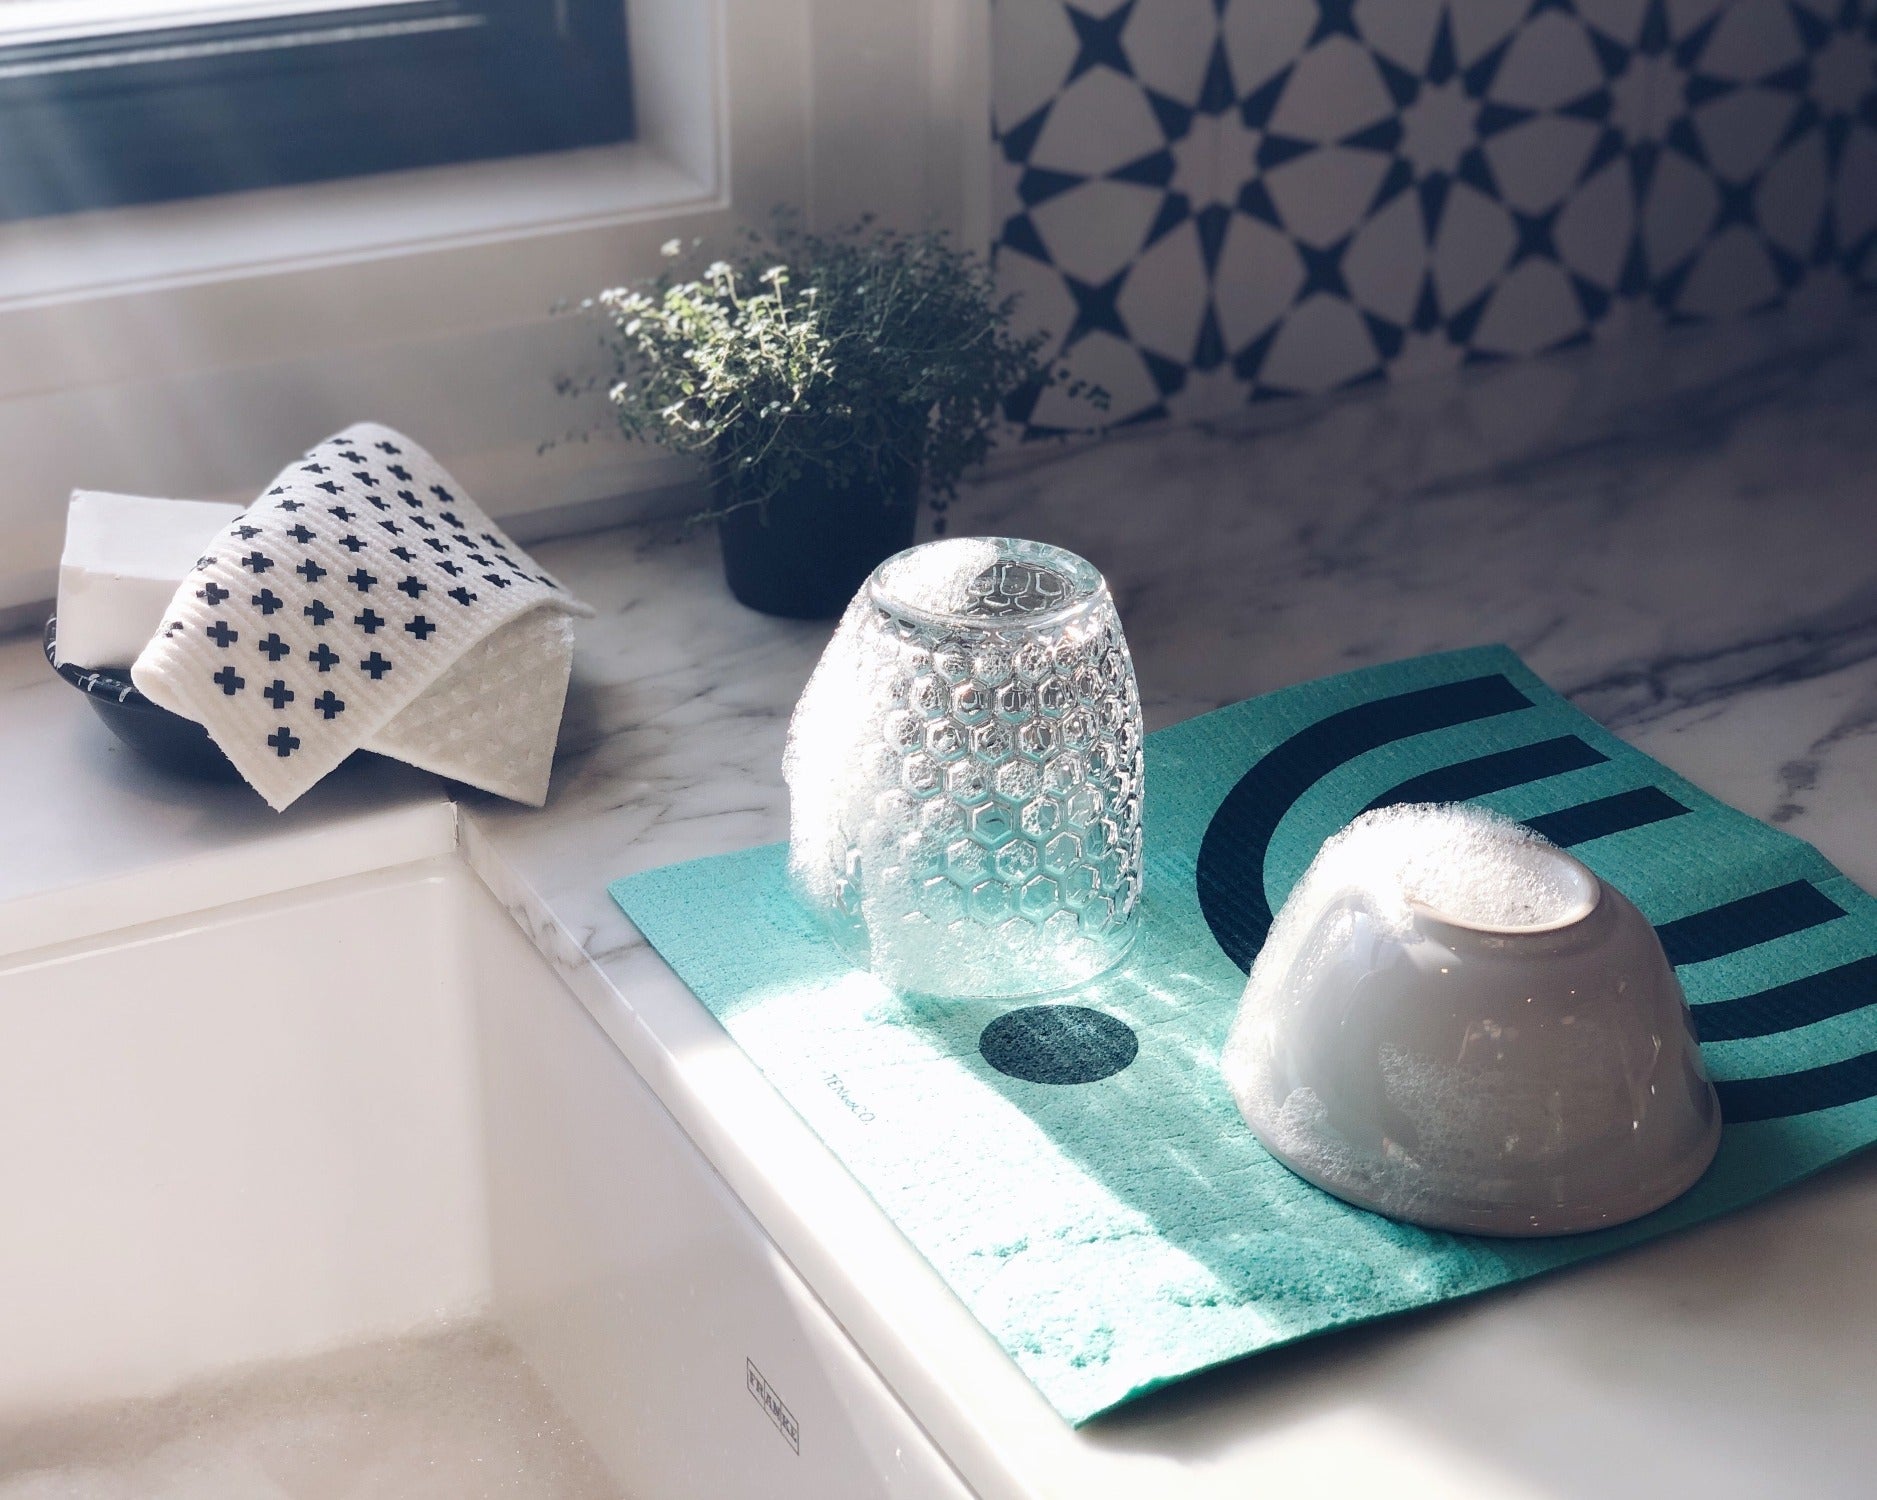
[
  {"x1": 1190, "y1": 670, "x2": 1867, "y2": 1123},
  {"x1": 1195, "y1": 674, "x2": 1536, "y2": 974}
]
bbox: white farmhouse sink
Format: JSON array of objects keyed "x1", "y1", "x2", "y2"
[{"x1": 0, "y1": 844, "x2": 969, "y2": 1499}]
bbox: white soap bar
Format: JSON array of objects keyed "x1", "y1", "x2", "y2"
[{"x1": 55, "y1": 491, "x2": 245, "y2": 670}]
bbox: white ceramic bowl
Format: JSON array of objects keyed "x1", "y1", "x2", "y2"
[{"x1": 1223, "y1": 806, "x2": 1722, "y2": 1236}]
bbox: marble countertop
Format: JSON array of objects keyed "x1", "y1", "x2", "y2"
[
  {"x1": 468, "y1": 307, "x2": 1877, "y2": 1500},
  {"x1": 473, "y1": 307, "x2": 1877, "y2": 977},
  {"x1": 5, "y1": 306, "x2": 1877, "y2": 1498}
]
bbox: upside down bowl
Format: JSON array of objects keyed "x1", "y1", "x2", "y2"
[{"x1": 1223, "y1": 805, "x2": 1722, "y2": 1237}]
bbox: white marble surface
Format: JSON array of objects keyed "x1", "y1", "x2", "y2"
[
  {"x1": 4, "y1": 306, "x2": 1877, "y2": 1498},
  {"x1": 465, "y1": 307, "x2": 1877, "y2": 972}
]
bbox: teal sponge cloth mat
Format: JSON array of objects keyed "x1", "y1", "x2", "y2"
[{"x1": 610, "y1": 646, "x2": 1877, "y2": 1425}]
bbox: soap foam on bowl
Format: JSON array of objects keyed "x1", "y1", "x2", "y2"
[
  {"x1": 1277, "y1": 802, "x2": 1595, "y2": 945},
  {"x1": 1223, "y1": 802, "x2": 1722, "y2": 1236}
]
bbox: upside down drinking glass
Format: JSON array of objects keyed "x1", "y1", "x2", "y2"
[{"x1": 785, "y1": 537, "x2": 1144, "y2": 997}]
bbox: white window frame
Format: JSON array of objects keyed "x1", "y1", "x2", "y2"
[{"x1": 0, "y1": 0, "x2": 990, "y2": 613}]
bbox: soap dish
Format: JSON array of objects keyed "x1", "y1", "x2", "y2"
[{"x1": 44, "y1": 615, "x2": 241, "y2": 781}]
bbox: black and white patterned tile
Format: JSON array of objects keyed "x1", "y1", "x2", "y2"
[
  {"x1": 992, "y1": 0, "x2": 1877, "y2": 436},
  {"x1": 1642, "y1": 0, "x2": 1877, "y2": 319}
]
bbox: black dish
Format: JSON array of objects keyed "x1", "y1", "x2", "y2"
[{"x1": 43, "y1": 615, "x2": 242, "y2": 781}]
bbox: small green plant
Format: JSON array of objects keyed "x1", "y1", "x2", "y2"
[{"x1": 592, "y1": 216, "x2": 1077, "y2": 529}]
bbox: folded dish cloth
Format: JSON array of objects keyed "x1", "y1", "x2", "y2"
[{"x1": 131, "y1": 422, "x2": 592, "y2": 810}]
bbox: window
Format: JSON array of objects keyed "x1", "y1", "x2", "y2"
[
  {"x1": 0, "y1": 0, "x2": 987, "y2": 617},
  {"x1": 0, "y1": 0, "x2": 634, "y2": 220}
]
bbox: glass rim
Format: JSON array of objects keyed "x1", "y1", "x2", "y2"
[{"x1": 866, "y1": 537, "x2": 1110, "y2": 633}]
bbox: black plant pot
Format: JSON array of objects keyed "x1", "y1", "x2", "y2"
[{"x1": 716, "y1": 465, "x2": 920, "y2": 620}]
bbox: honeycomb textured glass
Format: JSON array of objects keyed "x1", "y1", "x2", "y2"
[{"x1": 786, "y1": 537, "x2": 1144, "y2": 997}]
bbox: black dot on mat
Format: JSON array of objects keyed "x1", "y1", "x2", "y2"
[{"x1": 979, "y1": 1006, "x2": 1138, "y2": 1086}]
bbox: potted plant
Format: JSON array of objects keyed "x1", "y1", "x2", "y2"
[{"x1": 593, "y1": 217, "x2": 1053, "y2": 619}]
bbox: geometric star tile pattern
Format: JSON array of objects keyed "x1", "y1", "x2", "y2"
[
  {"x1": 1645, "y1": 0, "x2": 1877, "y2": 318},
  {"x1": 992, "y1": 0, "x2": 1877, "y2": 437}
]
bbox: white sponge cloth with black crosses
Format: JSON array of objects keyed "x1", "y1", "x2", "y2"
[
  {"x1": 364, "y1": 608, "x2": 576, "y2": 805},
  {"x1": 130, "y1": 422, "x2": 592, "y2": 811}
]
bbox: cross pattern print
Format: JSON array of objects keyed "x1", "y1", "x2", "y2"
[{"x1": 130, "y1": 422, "x2": 589, "y2": 811}]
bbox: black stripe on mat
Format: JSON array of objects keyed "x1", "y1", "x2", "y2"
[
  {"x1": 1525, "y1": 786, "x2": 1690, "y2": 848},
  {"x1": 1694, "y1": 955, "x2": 1877, "y2": 1043},
  {"x1": 1196, "y1": 674, "x2": 1534, "y2": 973},
  {"x1": 1716, "y1": 1051, "x2": 1877, "y2": 1123},
  {"x1": 1655, "y1": 881, "x2": 1846, "y2": 967},
  {"x1": 1363, "y1": 735, "x2": 1607, "y2": 813}
]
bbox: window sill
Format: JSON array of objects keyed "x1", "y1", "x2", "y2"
[
  {"x1": 0, "y1": 140, "x2": 715, "y2": 317},
  {"x1": 0, "y1": 134, "x2": 722, "y2": 613}
]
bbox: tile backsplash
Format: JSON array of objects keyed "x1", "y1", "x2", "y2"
[{"x1": 992, "y1": 0, "x2": 1877, "y2": 435}]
